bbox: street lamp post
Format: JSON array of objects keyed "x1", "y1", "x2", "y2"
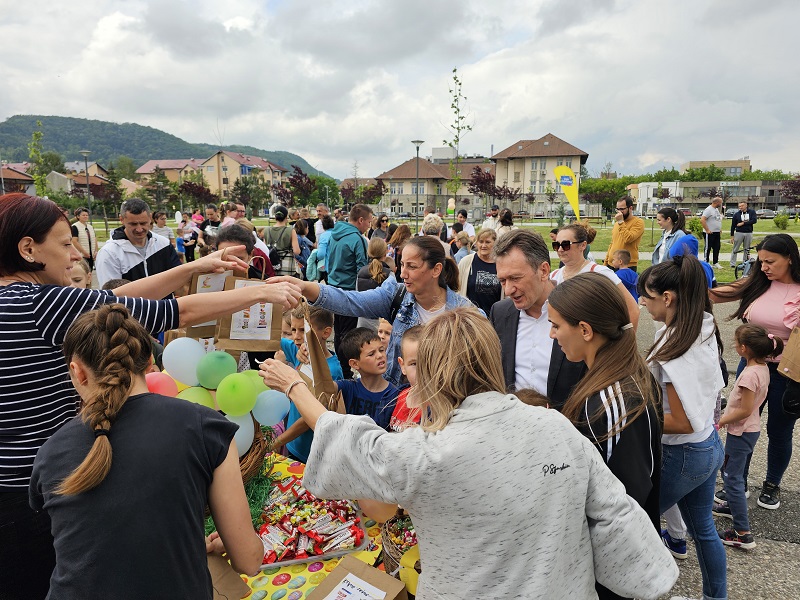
[
  {"x1": 411, "y1": 140, "x2": 424, "y2": 232},
  {"x1": 157, "y1": 182, "x2": 164, "y2": 208},
  {"x1": 0, "y1": 156, "x2": 6, "y2": 195},
  {"x1": 79, "y1": 150, "x2": 92, "y2": 228}
]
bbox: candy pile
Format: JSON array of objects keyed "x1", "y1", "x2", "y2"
[
  {"x1": 386, "y1": 513, "x2": 417, "y2": 554},
  {"x1": 258, "y1": 476, "x2": 365, "y2": 564}
]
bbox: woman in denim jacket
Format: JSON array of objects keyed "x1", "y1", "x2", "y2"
[
  {"x1": 279, "y1": 236, "x2": 475, "y2": 386},
  {"x1": 651, "y1": 207, "x2": 686, "y2": 266}
]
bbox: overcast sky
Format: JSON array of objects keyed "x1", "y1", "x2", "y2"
[{"x1": 2, "y1": 0, "x2": 798, "y2": 180}]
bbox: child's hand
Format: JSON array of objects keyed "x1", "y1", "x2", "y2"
[
  {"x1": 205, "y1": 532, "x2": 225, "y2": 555},
  {"x1": 274, "y1": 349, "x2": 287, "y2": 364},
  {"x1": 297, "y1": 343, "x2": 310, "y2": 365}
]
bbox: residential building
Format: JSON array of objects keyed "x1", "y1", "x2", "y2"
[
  {"x1": 64, "y1": 161, "x2": 108, "y2": 178},
  {"x1": 492, "y1": 133, "x2": 589, "y2": 215},
  {"x1": 375, "y1": 157, "x2": 494, "y2": 218},
  {"x1": 628, "y1": 179, "x2": 791, "y2": 215},
  {"x1": 200, "y1": 151, "x2": 287, "y2": 198},
  {"x1": 679, "y1": 159, "x2": 752, "y2": 178},
  {"x1": 135, "y1": 158, "x2": 205, "y2": 183},
  {"x1": 1, "y1": 165, "x2": 35, "y2": 194},
  {"x1": 45, "y1": 171, "x2": 74, "y2": 193}
]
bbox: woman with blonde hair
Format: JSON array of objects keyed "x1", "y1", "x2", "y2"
[
  {"x1": 30, "y1": 304, "x2": 264, "y2": 597},
  {"x1": 258, "y1": 307, "x2": 678, "y2": 600},
  {"x1": 549, "y1": 273, "x2": 662, "y2": 600},
  {"x1": 458, "y1": 228, "x2": 503, "y2": 314},
  {"x1": 356, "y1": 237, "x2": 393, "y2": 329},
  {"x1": 453, "y1": 231, "x2": 472, "y2": 264}
]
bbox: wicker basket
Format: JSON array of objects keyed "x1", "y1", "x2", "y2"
[
  {"x1": 239, "y1": 415, "x2": 270, "y2": 484},
  {"x1": 380, "y1": 510, "x2": 421, "y2": 578}
]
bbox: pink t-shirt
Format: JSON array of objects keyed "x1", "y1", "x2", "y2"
[
  {"x1": 725, "y1": 364, "x2": 769, "y2": 435},
  {"x1": 744, "y1": 281, "x2": 800, "y2": 362}
]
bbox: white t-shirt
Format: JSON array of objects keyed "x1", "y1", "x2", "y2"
[
  {"x1": 513, "y1": 303, "x2": 553, "y2": 396},
  {"x1": 315, "y1": 219, "x2": 325, "y2": 241},
  {"x1": 417, "y1": 303, "x2": 447, "y2": 324},
  {"x1": 550, "y1": 262, "x2": 621, "y2": 286},
  {"x1": 702, "y1": 205, "x2": 722, "y2": 233},
  {"x1": 151, "y1": 226, "x2": 175, "y2": 241}
]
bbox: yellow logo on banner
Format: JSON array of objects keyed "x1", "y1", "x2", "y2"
[{"x1": 553, "y1": 166, "x2": 580, "y2": 221}]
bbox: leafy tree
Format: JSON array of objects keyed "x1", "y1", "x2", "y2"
[
  {"x1": 579, "y1": 177, "x2": 628, "y2": 213},
  {"x1": 780, "y1": 176, "x2": 800, "y2": 206},
  {"x1": 309, "y1": 174, "x2": 339, "y2": 207},
  {"x1": 231, "y1": 176, "x2": 257, "y2": 207},
  {"x1": 115, "y1": 155, "x2": 138, "y2": 180},
  {"x1": 442, "y1": 67, "x2": 473, "y2": 209},
  {"x1": 178, "y1": 180, "x2": 218, "y2": 211},
  {"x1": 740, "y1": 168, "x2": 795, "y2": 181},
  {"x1": 286, "y1": 166, "x2": 316, "y2": 206},
  {"x1": 652, "y1": 167, "x2": 681, "y2": 182},
  {"x1": 271, "y1": 183, "x2": 293, "y2": 206},
  {"x1": 27, "y1": 120, "x2": 48, "y2": 195},
  {"x1": 340, "y1": 184, "x2": 356, "y2": 206},
  {"x1": 682, "y1": 165, "x2": 726, "y2": 182},
  {"x1": 360, "y1": 179, "x2": 387, "y2": 204},
  {"x1": 40, "y1": 151, "x2": 66, "y2": 175}
]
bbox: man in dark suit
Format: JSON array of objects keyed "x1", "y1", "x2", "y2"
[{"x1": 491, "y1": 229, "x2": 586, "y2": 410}]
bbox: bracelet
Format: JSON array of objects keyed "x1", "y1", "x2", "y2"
[{"x1": 285, "y1": 379, "x2": 308, "y2": 398}]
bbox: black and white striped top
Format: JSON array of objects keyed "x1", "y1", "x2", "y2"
[{"x1": 0, "y1": 283, "x2": 179, "y2": 491}]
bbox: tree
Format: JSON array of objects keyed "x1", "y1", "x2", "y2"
[
  {"x1": 115, "y1": 155, "x2": 138, "y2": 180},
  {"x1": 442, "y1": 67, "x2": 473, "y2": 210},
  {"x1": 271, "y1": 183, "x2": 293, "y2": 206},
  {"x1": 780, "y1": 176, "x2": 800, "y2": 207},
  {"x1": 681, "y1": 165, "x2": 726, "y2": 182},
  {"x1": 309, "y1": 174, "x2": 340, "y2": 207},
  {"x1": 468, "y1": 165, "x2": 498, "y2": 215},
  {"x1": 286, "y1": 166, "x2": 316, "y2": 206},
  {"x1": 652, "y1": 167, "x2": 680, "y2": 182},
  {"x1": 27, "y1": 120, "x2": 48, "y2": 195},
  {"x1": 178, "y1": 180, "x2": 218, "y2": 211},
  {"x1": 740, "y1": 168, "x2": 795, "y2": 181},
  {"x1": 361, "y1": 179, "x2": 387, "y2": 205},
  {"x1": 40, "y1": 151, "x2": 66, "y2": 175}
]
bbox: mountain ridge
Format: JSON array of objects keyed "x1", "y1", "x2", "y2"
[{"x1": 0, "y1": 115, "x2": 330, "y2": 178}]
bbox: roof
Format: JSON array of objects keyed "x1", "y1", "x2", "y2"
[
  {"x1": 64, "y1": 161, "x2": 106, "y2": 174},
  {"x1": 136, "y1": 158, "x2": 205, "y2": 174},
  {"x1": 340, "y1": 177, "x2": 378, "y2": 188},
  {"x1": 68, "y1": 173, "x2": 108, "y2": 186},
  {"x1": 492, "y1": 133, "x2": 589, "y2": 163},
  {"x1": 1, "y1": 166, "x2": 34, "y2": 181},
  {"x1": 376, "y1": 158, "x2": 452, "y2": 180},
  {"x1": 209, "y1": 151, "x2": 288, "y2": 173},
  {"x1": 5, "y1": 162, "x2": 32, "y2": 173}
]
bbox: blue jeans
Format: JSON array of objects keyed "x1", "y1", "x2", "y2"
[
  {"x1": 661, "y1": 430, "x2": 727, "y2": 600},
  {"x1": 737, "y1": 358, "x2": 796, "y2": 485},
  {"x1": 722, "y1": 431, "x2": 759, "y2": 531}
]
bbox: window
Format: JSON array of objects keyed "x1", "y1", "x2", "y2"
[
  {"x1": 538, "y1": 182, "x2": 545, "y2": 193},
  {"x1": 411, "y1": 183, "x2": 425, "y2": 194},
  {"x1": 566, "y1": 158, "x2": 573, "y2": 168},
  {"x1": 390, "y1": 182, "x2": 399, "y2": 194},
  {"x1": 556, "y1": 158, "x2": 564, "y2": 166},
  {"x1": 513, "y1": 171, "x2": 521, "y2": 183},
  {"x1": 540, "y1": 159, "x2": 547, "y2": 170},
  {"x1": 206, "y1": 166, "x2": 214, "y2": 172},
  {"x1": 436, "y1": 183, "x2": 443, "y2": 195},
  {"x1": 222, "y1": 166, "x2": 228, "y2": 172},
  {"x1": 531, "y1": 159, "x2": 538, "y2": 170},
  {"x1": 555, "y1": 184, "x2": 562, "y2": 193}
]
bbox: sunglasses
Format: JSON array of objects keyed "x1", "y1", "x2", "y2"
[
  {"x1": 552, "y1": 240, "x2": 578, "y2": 251},
  {"x1": 380, "y1": 219, "x2": 388, "y2": 223}
]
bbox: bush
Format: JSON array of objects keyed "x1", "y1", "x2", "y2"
[
  {"x1": 686, "y1": 217, "x2": 704, "y2": 237},
  {"x1": 774, "y1": 212, "x2": 789, "y2": 230}
]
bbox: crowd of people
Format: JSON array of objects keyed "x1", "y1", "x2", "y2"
[{"x1": 1, "y1": 191, "x2": 797, "y2": 600}]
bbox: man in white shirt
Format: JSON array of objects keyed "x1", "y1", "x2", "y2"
[
  {"x1": 454, "y1": 209, "x2": 476, "y2": 241},
  {"x1": 701, "y1": 196, "x2": 723, "y2": 268},
  {"x1": 481, "y1": 204, "x2": 500, "y2": 232},
  {"x1": 314, "y1": 203, "x2": 329, "y2": 243},
  {"x1": 489, "y1": 229, "x2": 586, "y2": 409}
]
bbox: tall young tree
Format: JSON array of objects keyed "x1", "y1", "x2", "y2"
[
  {"x1": 27, "y1": 120, "x2": 48, "y2": 196},
  {"x1": 442, "y1": 67, "x2": 473, "y2": 211}
]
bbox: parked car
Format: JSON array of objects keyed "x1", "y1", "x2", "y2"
[
  {"x1": 756, "y1": 209, "x2": 776, "y2": 219},
  {"x1": 680, "y1": 208, "x2": 693, "y2": 216},
  {"x1": 784, "y1": 207, "x2": 799, "y2": 217},
  {"x1": 725, "y1": 208, "x2": 738, "y2": 218},
  {"x1": 398, "y1": 212, "x2": 411, "y2": 218}
]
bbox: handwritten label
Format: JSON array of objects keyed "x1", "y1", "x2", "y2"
[
  {"x1": 320, "y1": 573, "x2": 387, "y2": 600},
  {"x1": 542, "y1": 463, "x2": 571, "y2": 476}
]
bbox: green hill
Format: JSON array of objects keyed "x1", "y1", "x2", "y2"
[{"x1": 0, "y1": 115, "x2": 329, "y2": 177}]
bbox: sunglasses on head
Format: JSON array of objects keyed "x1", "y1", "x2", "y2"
[{"x1": 552, "y1": 240, "x2": 577, "y2": 251}]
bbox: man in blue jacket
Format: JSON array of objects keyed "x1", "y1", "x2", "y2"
[
  {"x1": 326, "y1": 203, "x2": 372, "y2": 377},
  {"x1": 729, "y1": 200, "x2": 757, "y2": 268}
]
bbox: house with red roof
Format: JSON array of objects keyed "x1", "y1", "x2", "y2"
[
  {"x1": 135, "y1": 158, "x2": 205, "y2": 183},
  {"x1": 199, "y1": 151, "x2": 288, "y2": 198}
]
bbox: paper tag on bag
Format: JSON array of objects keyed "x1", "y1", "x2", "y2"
[{"x1": 320, "y1": 573, "x2": 387, "y2": 600}]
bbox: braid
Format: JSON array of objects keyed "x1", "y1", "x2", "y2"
[{"x1": 58, "y1": 304, "x2": 153, "y2": 495}]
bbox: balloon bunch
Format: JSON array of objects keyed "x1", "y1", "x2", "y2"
[{"x1": 148, "y1": 338, "x2": 291, "y2": 457}]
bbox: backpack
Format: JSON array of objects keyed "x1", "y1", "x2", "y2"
[
  {"x1": 265, "y1": 227, "x2": 291, "y2": 272},
  {"x1": 389, "y1": 284, "x2": 407, "y2": 323}
]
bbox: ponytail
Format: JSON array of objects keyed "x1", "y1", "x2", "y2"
[
  {"x1": 441, "y1": 257, "x2": 460, "y2": 291},
  {"x1": 658, "y1": 207, "x2": 685, "y2": 234},
  {"x1": 367, "y1": 237, "x2": 388, "y2": 284},
  {"x1": 58, "y1": 304, "x2": 153, "y2": 495},
  {"x1": 735, "y1": 323, "x2": 785, "y2": 361}
]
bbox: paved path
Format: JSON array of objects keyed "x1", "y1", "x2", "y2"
[{"x1": 635, "y1": 303, "x2": 800, "y2": 599}]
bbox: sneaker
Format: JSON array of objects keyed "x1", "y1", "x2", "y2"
[
  {"x1": 712, "y1": 501, "x2": 733, "y2": 519},
  {"x1": 661, "y1": 528, "x2": 688, "y2": 560},
  {"x1": 715, "y1": 488, "x2": 750, "y2": 502},
  {"x1": 757, "y1": 481, "x2": 781, "y2": 510},
  {"x1": 712, "y1": 263, "x2": 722, "y2": 269},
  {"x1": 719, "y1": 528, "x2": 756, "y2": 550}
]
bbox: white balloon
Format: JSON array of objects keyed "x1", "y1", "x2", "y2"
[
  {"x1": 227, "y1": 413, "x2": 255, "y2": 457},
  {"x1": 162, "y1": 337, "x2": 206, "y2": 387}
]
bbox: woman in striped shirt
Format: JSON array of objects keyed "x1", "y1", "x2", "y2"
[
  {"x1": 0, "y1": 193, "x2": 302, "y2": 599},
  {"x1": 548, "y1": 273, "x2": 663, "y2": 600}
]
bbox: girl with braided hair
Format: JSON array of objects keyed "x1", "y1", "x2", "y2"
[{"x1": 30, "y1": 304, "x2": 263, "y2": 598}]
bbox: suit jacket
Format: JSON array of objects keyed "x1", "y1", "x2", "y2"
[{"x1": 489, "y1": 298, "x2": 587, "y2": 410}]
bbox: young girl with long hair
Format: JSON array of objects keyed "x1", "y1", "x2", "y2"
[
  {"x1": 639, "y1": 255, "x2": 727, "y2": 600},
  {"x1": 651, "y1": 207, "x2": 686, "y2": 265},
  {"x1": 549, "y1": 273, "x2": 662, "y2": 600},
  {"x1": 357, "y1": 237, "x2": 393, "y2": 329},
  {"x1": 713, "y1": 324, "x2": 782, "y2": 550},
  {"x1": 29, "y1": 304, "x2": 263, "y2": 597}
]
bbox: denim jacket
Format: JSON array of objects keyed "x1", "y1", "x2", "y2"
[{"x1": 312, "y1": 276, "x2": 475, "y2": 386}]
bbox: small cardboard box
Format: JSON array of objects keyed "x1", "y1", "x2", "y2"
[{"x1": 307, "y1": 555, "x2": 408, "y2": 600}]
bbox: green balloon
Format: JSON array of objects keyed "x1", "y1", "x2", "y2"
[
  {"x1": 242, "y1": 369, "x2": 270, "y2": 395},
  {"x1": 216, "y1": 373, "x2": 257, "y2": 416},
  {"x1": 177, "y1": 386, "x2": 215, "y2": 409},
  {"x1": 196, "y1": 351, "x2": 238, "y2": 390}
]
